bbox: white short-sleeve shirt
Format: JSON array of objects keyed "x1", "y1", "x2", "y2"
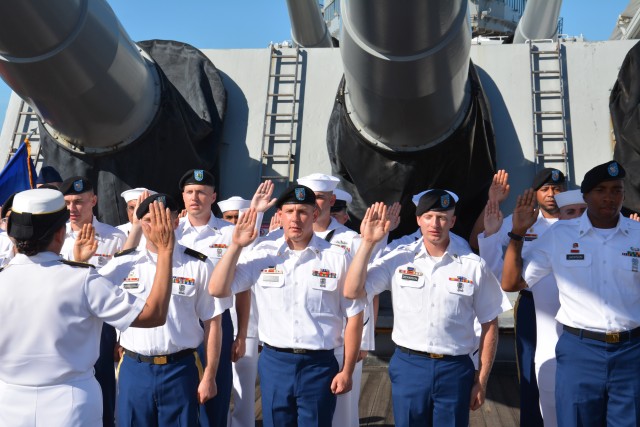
[
  {"x1": 0, "y1": 232, "x2": 14, "y2": 267},
  {"x1": 99, "y1": 244, "x2": 231, "y2": 355},
  {"x1": 365, "y1": 236, "x2": 504, "y2": 356},
  {"x1": 0, "y1": 252, "x2": 145, "y2": 386},
  {"x1": 176, "y1": 213, "x2": 260, "y2": 338},
  {"x1": 60, "y1": 218, "x2": 127, "y2": 267},
  {"x1": 232, "y1": 235, "x2": 365, "y2": 350},
  {"x1": 523, "y1": 213, "x2": 640, "y2": 333}
]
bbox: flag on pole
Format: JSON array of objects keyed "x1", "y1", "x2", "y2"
[{"x1": 0, "y1": 141, "x2": 37, "y2": 206}]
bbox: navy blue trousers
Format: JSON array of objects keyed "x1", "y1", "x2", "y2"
[
  {"x1": 95, "y1": 324, "x2": 116, "y2": 427},
  {"x1": 117, "y1": 352, "x2": 200, "y2": 426},
  {"x1": 556, "y1": 330, "x2": 640, "y2": 427},
  {"x1": 515, "y1": 290, "x2": 543, "y2": 427},
  {"x1": 389, "y1": 347, "x2": 475, "y2": 427},
  {"x1": 258, "y1": 345, "x2": 339, "y2": 427},
  {"x1": 199, "y1": 309, "x2": 233, "y2": 426}
]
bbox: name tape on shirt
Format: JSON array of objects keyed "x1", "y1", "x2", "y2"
[{"x1": 398, "y1": 267, "x2": 423, "y2": 281}]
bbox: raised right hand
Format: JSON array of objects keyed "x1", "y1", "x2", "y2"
[
  {"x1": 512, "y1": 189, "x2": 538, "y2": 235},
  {"x1": 233, "y1": 207, "x2": 258, "y2": 247},
  {"x1": 360, "y1": 202, "x2": 389, "y2": 244},
  {"x1": 145, "y1": 201, "x2": 175, "y2": 253}
]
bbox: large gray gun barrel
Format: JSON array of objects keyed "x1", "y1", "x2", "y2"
[
  {"x1": 285, "y1": 0, "x2": 333, "y2": 47},
  {"x1": 340, "y1": 0, "x2": 471, "y2": 150},
  {"x1": 513, "y1": 0, "x2": 563, "y2": 43},
  {"x1": 0, "y1": 0, "x2": 160, "y2": 152}
]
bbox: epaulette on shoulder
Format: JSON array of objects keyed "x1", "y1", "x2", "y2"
[
  {"x1": 184, "y1": 247, "x2": 208, "y2": 261},
  {"x1": 59, "y1": 259, "x2": 95, "y2": 268},
  {"x1": 114, "y1": 248, "x2": 137, "y2": 258}
]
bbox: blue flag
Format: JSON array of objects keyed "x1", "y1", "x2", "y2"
[{"x1": 0, "y1": 142, "x2": 37, "y2": 206}]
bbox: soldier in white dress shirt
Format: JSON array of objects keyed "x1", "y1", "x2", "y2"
[
  {"x1": 210, "y1": 184, "x2": 365, "y2": 427},
  {"x1": 99, "y1": 193, "x2": 231, "y2": 426},
  {"x1": 218, "y1": 196, "x2": 261, "y2": 427},
  {"x1": 344, "y1": 192, "x2": 504, "y2": 427},
  {"x1": 0, "y1": 189, "x2": 175, "y2": 427},
  {"x1": 503, "y1": 160, "x2": 640, "y2": 426},
  {"x1": 58, "y1": 176, "x2": 128, "y2": 427},
  {"x1": 266, "y1": 173, "x2": 378, "y2": 427}
]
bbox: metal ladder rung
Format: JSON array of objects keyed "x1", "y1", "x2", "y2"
[
  {"x1": 264, "y1": 133, "x2": 293, "y2": 138},
  {"x1": 260, "y1": 175, "x2": 290, "y2": 180},
  {"x1": 271, "y1": 54, "x2": 298, "y2": 59},
  {"x1": 532, "y1": 90, "x2": 561, "y2": 95},
  {"x1": 267, "y1": 93, "x2": 295, "y2": 97},
  {"x1": 269, "y1": 74, "x2": 297, "y2": 78},
  {"x1": 534, "y1": 131, "x2": 565, "y2": 136},
  {"x1": 262, "y1": 154, "x2": 293, "y2": 159},
  {"x1": 18, "y1": 111, "x2": 38, "y2": 116},
  {"x1": 536, "y1": 153, "x2": 568, "y2": 158},
  {"x1": 533, "y1": 111, "x2": 563, "y2": 115},
  {"x1": 531, "y1": 50, "x2": 558, "y2": 55},
  {"x1": 13, "y1": 132, "x2": 39, "y2": 136},
  {"x1": 532, "y1": 70, "x2": 560, "y2": 74},
  {"x1": 266, "y1": 113, "x2": 294, "y2": 117}
]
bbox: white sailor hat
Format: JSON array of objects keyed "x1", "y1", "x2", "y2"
[
  {"x1": 412, "y1": 189, "x2": 459, "y2": 207},
  {"x1": 554, "y1": 190, "x2": 585, "y2": 208},
  {"x1": 333, "y1": 189, "x2": 352, "y2": 204},
  {"x1": 8, "y1": 189, "x2": 69, "y2": 240},
  {"x1": 120, "y1": 187, "x2": 156, "y2": 203},
  {"x1": 297, "y1": 173, "x2": 340, "y2": 192},
  {"x1": 218, "y1": 196, "x2": 250, "y2": 213}
]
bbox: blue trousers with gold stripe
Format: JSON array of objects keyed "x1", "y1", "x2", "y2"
[
  {"x1": 389, "y1": 347, "x2": 475, "y2": 427},
  {"x1": 555, "y1": 331, "x2": 640, "y2": 426},
  {"x1": 116, "y1": 352, "x2": 199, "y2": 426},
  {"x1": 258, "y1": 345, "x2": 339, "y2": 427},
  {"x1": 199, "y1": 309, "x2": 233, "y2": 426},
  {"x1": 514, "y1": 290, "x2": 543, "y2": 427}
]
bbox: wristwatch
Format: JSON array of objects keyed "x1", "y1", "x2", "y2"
[{"x1": 507, "y1": 231, "x2": 524, "y2": 242}]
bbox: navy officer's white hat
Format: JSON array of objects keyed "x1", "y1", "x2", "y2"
[
  {"x1": 297, "y1": 173, "x2": 340, "y2": 192},
  {"x1": 7, "y1": 189, "x2": 69, "y2": 240},
  {"x1": 554, "y1": 190, "x2": 585, "y2": 208},
  {"x1": 218, "y1": 196, "x2": 250, "y2": 213},
  {"x1": 120, "y1": 187, "x2": 156, "y2": 203}
]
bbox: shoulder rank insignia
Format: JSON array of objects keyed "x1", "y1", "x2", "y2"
[
  {"x1": 59, "y1": 259, "x2": 95, "y2": 268},
  {"x1": 184, "y1": 247, "x2": 207, "y2": 261},
  {"x1": 114, "y1": 248, "x2": 137, "y2": 258}
]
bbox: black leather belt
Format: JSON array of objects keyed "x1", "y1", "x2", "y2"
[
  {"x1": 397, "y1": 345, "x2": 459, "y2": 360},
  {"x1": 124, "y1": 348, "x2": 195, "y2": 365},
  {"x1": 563, "y1": 325, "x2": 640, "y2": 344},
  {"x1": 263, "y1": 343, "x2": 332, "y2": 355}
]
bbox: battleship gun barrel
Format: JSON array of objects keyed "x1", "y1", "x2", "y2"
[
  {"x1": 340, "y1": 0, "x2": 471, "y2": 150},
  {"x1": 513, "y1": 0, "x2": 563, "y2": 43},
  {"x1": 285, "y1": 0, "x2": 333, "y2": 48},
  {"x1": 0, "y1": 0, "x2": 160, "y2": 152}
]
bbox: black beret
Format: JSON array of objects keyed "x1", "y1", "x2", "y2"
[
  {"x1": 179, "y1": 169, "x2": 215, "y2": 190},
  {"x1": 580, "y1": 160, "x2": 626, "y2": 194},
  {"x1": 36, "y1": 166, "x2": 63, "y2": 185},
  {"x1": 275, "y1": 184, "x2": 316, "y2": 208},
  {"x1": 136, "y1": 193, "x2": 179, "y2": 219},
  {"x1": 532, "y1": 168, "x2": 565, "y2": 191},
  {"x1": 415, "y1": 189, "x2": 457, "y2": 216},
  {"x1": 331, "y1": 199, "x2": 348, "y2": 212},
  {"x1": 59, "y1": 176, "x2": 94, "y2": 195}
]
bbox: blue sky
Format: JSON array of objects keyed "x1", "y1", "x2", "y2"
[{"x1": 0, "y1": 0, "x2": 630, "y2": 128}]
